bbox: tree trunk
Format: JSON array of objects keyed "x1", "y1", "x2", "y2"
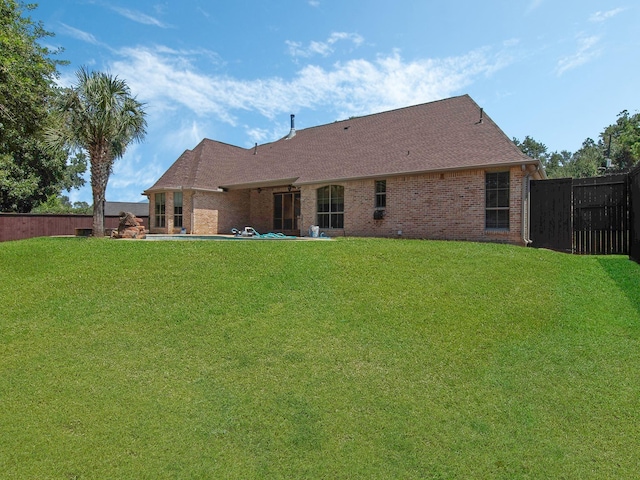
[
  {"x1": 92, "y1": 193, "x2": 105, "y2": 237},
  {"x1": 90, "y1": 154, "x2": 111, "y2": 237}
]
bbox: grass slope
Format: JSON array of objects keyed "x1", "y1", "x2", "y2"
[{"x1": 1, "y1": 237, "x2": 639, "y2": 479}]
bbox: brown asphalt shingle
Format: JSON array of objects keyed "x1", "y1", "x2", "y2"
[{"x1": 146, "y1": 94, "x2": 534, "y2": 192}]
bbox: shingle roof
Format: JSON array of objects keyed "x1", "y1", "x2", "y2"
[
  {"x1": 105, "y1": 201, "x2": 149, "y2": 217},
  {"x1": 145, "y1": 94, "x2": 539, "y2": 192}
]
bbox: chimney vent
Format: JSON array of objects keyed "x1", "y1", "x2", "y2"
[{"x1": 286, "y1": 114, "x2": 296, "y2": 139}]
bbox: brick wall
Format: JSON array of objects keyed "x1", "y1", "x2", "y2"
[
  {"x1": 299, "y1": 166, "x2": 532, "y2": 245},
  {"x1": 148, "y1": 165, "x2": 539, "y2": 244},
  {"x1": 191, "y1": 190, "x2": 250, "y2": 234},
  {"x1": 249, "y1": 187, "x2": 275, "y2": 233}
]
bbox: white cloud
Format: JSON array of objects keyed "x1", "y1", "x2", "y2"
[
  {"x1": 245, "y1": 127, "x2": 277, "y2": 145},
  {"x1": 59, "y1": 23, "x2": 102, "y2": 45},
  {"x1": 556, "y1": 35, "x2": 602, "y2": 76},
  {"x1": 286, "y1": 32, "x2": 364, "y2": 58},
  {"x1": 109, "y1": 145, "x2": 164, "y2": 191},
  {"x1": 197, "y1": 7, "x2": 211, "y2": 18},
  {"x1": 526, "y1": 0, "x2": 544, "y2": 14},
  {"x1": 110, "y1": 6, "x2": 170, "y2": 28},
  {"x1": 308, "y1": 1, "x2": 320, "y2": 6},
  {"x1": 161, "y1": 120, "x2": 207, "y2": 150},
  {"x1": 153, "y1": 3, "x2": 169, "y2": 16},
  {"x1": 589, "y1": 8, "x2": 625, "y2": 22},
  {"x1": 109, "y1": 44, "x2": 512, "y2": 137}
]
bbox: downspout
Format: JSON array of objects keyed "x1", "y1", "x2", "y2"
[
  {"x1": 522, "y1": 172, "x2": 530, "y2": 245},
  {"x1": 521, "y1": 166, "x2": 535, "y2": 246}
]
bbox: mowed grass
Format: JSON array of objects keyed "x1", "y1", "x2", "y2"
[{"x1": 1, "y1": 237, "x2": 639, "y2": 479}]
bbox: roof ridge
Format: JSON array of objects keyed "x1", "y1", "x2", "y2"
[
  {"x1": 255, "y1": 94, "x2": 472, "y2": 148},
  {"x1": 296, "y1": 94, "x2": 470, "y2": 131},
  {"x1": 200, "y1": 137, "x2": 251, "y2": 151}
]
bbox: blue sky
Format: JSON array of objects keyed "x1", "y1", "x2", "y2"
[{"x1": 32, "y1": 0, "x2": 638, "y2": 204}]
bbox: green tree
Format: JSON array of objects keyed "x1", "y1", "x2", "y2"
[
  {"x1": 513, "y1": 135, "x2": 566, "y2": 177},
  {"x1": 602, "y1": 110, "x2": 640, "y2": 170},
  {"x1": 566, "y1": 138, "x2": 602, "y2": 178},
  {"x1": 513, "y1": 136, "x2": 549, "y2": 162},
  {"x1": 30, "y1": 194, "x2": 91, "y2": 214},
  {"x1": 48, "y1": 68, "x2": 147, "y2": 236},
  {"x1": 514, "y1": 135, "x2": 607, "y2": 179},
  {"x1": 0, "y1": 0, "x2": 83, "y2": 211},
  {"x1": 542, "y1": 150, "x2": 572, "y2": 178}
]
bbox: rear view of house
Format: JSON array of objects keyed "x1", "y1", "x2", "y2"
[{"x1": 144, "y1": 94, "x2": 545, "y2": 244}]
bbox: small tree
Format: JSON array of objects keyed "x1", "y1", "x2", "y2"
[{"x1": 48, "y1": 68, "x2": 146, "y2": 236}]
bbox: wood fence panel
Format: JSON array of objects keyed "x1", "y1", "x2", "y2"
[{"x1": 530, "y1": 178, "x2": 573, "y2": 252}]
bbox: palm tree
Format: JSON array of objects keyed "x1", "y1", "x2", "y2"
[{"x1": 48, "y1": 67, "x2": 146, "y2": 237}]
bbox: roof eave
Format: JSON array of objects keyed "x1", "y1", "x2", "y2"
[
  {"x1": 218, "y1": 177, "x2": 300, "y2": 190},
  {"x1": 142, "y1": 186, "x2": 227, "y2": 195}
]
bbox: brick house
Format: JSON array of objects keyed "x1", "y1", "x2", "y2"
[{"x1": 143, "y1": 94, "x2": 545, "y2": 244}]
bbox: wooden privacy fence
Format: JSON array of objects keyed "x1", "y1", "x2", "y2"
[
  {"x1": 0, "y1": 214, "x2": 149, "y2": 242},
  {"x1": 530, "y1": 172, "x2": 636, "y2": 258}
]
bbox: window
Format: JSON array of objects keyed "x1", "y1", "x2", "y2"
[
  {"x1": 375, "y1": 180, "x2": 386, "y2": 209},
  {"x1": 173, "y1": 192, "x2": 183, "y2": 228},
  {"x1": 485, "y1": 172, "x2": 510, "y2": 229},
  {"x1": 155, "y1": 193, "x2": 166, "y2": 228},
  {"x1": 317, "y1": 185, "x2": 344, "y2": 229}
]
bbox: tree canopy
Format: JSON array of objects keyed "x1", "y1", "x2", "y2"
[
  {"x1": 30, "y1": 194, "x2": 91, "y2": 214},
  {"x1": 0, "y1": 0, "x2": 84, "y2": 212},
  {"x1": 515, "y1": 110, "x2": 640, "y2": 178}
]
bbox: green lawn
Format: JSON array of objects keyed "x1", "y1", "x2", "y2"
[{"x1": 1, "y1": 237, "x2": 639, "y2": 479}]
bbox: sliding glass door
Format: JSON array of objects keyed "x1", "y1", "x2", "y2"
[{"x1": 273, "y1": 192, "x2": 300, "y2": 231}]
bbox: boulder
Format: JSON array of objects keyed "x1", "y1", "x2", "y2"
[{"x1": 111, "y1": 211, "x2": 147, "y2": 239}]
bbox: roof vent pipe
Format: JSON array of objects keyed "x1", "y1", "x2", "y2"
[
  {"x1": 253, "y1": 142, "x2": 258, "y2": 155},
  {"x1": 286, "y1": 114, "x2": 296, "y2": 139},
  {"x1": 478, "y1": 108, "x2": 484, "y2": 124}
]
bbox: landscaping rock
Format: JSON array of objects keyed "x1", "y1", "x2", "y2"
[{"x1": 111, "y1": 211, "x2": 147, "y2": 239}]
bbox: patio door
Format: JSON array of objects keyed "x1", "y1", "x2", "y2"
[{"x1": 273, "y1": 192, "x2": 300, "y2": 231}]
